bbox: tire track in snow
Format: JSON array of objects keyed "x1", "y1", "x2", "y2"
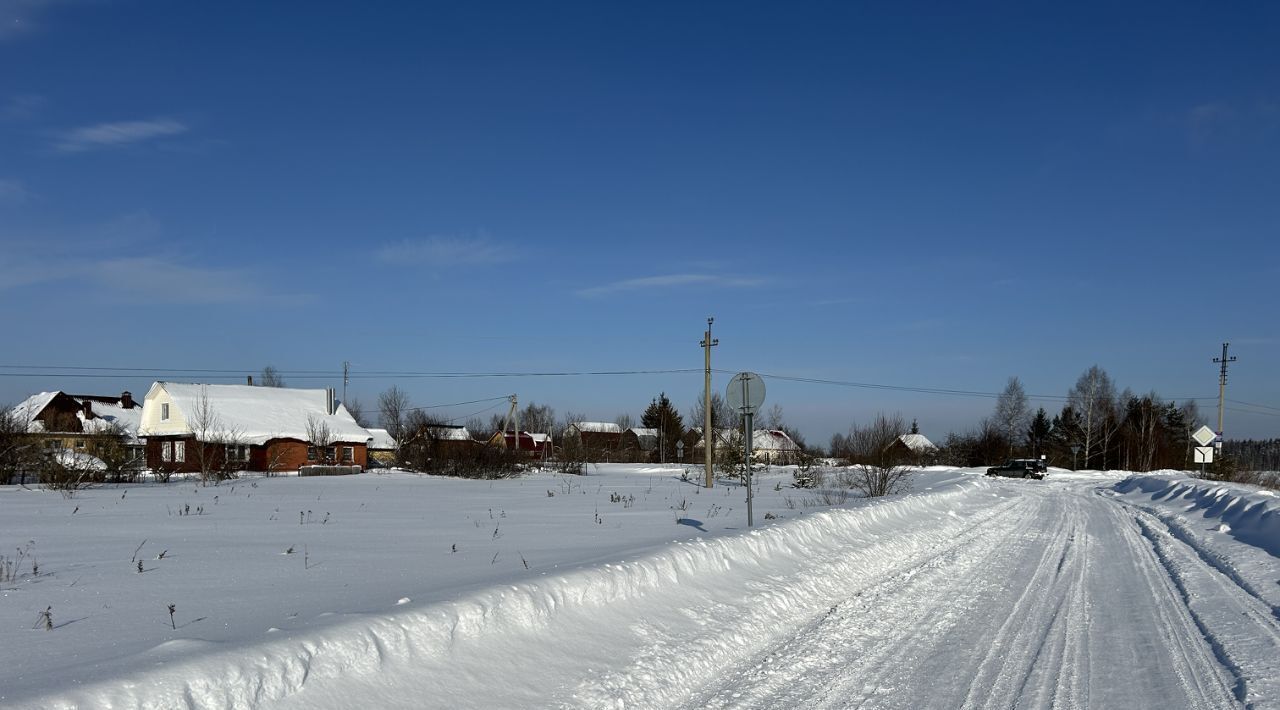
[
  {"x1": 681, "y1": 480, "x2": 1256, "y2": 710},
  {"x1": 682, "y1": 488, "x2": 1049, "y2": 709},
  {"x1": 1124, "y1": 503, "x2": 1280, "y2": 708},
  {"x1": 561, "y1": 487, "x2": 1027, "y2": 709}
]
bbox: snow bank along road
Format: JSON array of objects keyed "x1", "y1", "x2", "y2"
[{"x1": 31, "y1": 473, "x2": 1280, "y2": 709}]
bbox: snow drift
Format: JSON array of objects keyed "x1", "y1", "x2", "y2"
[{"x1": 25, "y1": 479, "x2": 1011, "y2": 709}]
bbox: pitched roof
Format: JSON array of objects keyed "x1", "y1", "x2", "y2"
[
  {"x1": 78, "y1": 401, "x2": 144, "y2": 443},
  {"x1": 8, "y1": 391, "x2": 142, "y2": 440},
  {"x1": 366, "y1": 428, "x2": 398, "y2": 450},
  {"x1": 896, "y1": 433, "x2": 938, "y2": 452},
  {"x1": 8, "y1": 392, "x2": 60, "y2": 431},
  {"x1": 624, "y1": 427, "x2": 659, "y2": 449},
  {"x1": 427, "y1": 426, "x2": 474, "y2": 441},
  {"x1": 138, "y1": 382, "x2": 372, "y2": 446},
  {"x1": 572, "y1": 422, "x2": 622, "y2": 434},
  {"x1": 752, "y1": 429, "x2": 800, "y2": 452}
]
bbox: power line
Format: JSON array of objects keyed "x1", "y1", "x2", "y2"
[
  {"x1": 405, "y1": 395, "x2": 512, "y2": 412},
  {"x1": 1228, "y1": 398, "x2": 1280, "y2": 413},
  {"x1": 715, "y1": 368, "x2": 1215, "y2": 405},
  {"x1": 0, "y1": 365, "x2": 701, "y2": 380}
]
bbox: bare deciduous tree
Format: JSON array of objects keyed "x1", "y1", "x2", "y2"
[
  {"x1": 0, "y1": 405, "x2": 40, "y2": 485},
  {"x1": 689, "y1": 390, "x2": 739, "y2": 433},
  {"x1": 993, "y1": 376, "x2": 1030, "y2": 456},
  {"x1": 345, "y1": 396, "x2": 369, "y2": 428},
  {"x1": 305, "y1": 414, "x2": 334, "y2": 464},
  {"x1": 187, "y1": 387, "x2": 243, "y2": 483},
  {"x1": 520, "y1": 403, "x2": 556, "y2": 435},
  {"x1": 1067, "y1": 365, "x2": 1116, "y2": 469},
  {"x1": 614, "y1": 413, "x2": 635, "y2": 431},
  {"x1": 378, "y1": 386, "x2": 410, "y2": 442},
  {"x1": 259, "y1": 366, "x2": 286, "y2": 387},
  {"x1": 836, "y1": 413, "x2": 913, "y2": 497}
]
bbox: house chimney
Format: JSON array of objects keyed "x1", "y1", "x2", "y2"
[
  {"x1": 247, "y1": 375, "x2": 254, "y2": 386},
  {"x1": 82, "y1": 400, "x2": 93, "y2": 418},
  {"x1": 121, "y1": 391, "x2": 134, "y2": 409},
  {"x1": 327, "y1": 387, "x2": 336, "y2": 415}
]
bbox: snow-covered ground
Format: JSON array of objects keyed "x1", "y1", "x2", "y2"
[{"x1": 2, "y1": 465, "x2": 1277, "y2": 709}]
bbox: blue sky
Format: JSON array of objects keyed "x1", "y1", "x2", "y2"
[{"x1": 2, "y1": 1, "x2": 1277, "y2": 442}]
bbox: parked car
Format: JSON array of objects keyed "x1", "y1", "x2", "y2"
[{"x1": 985, "y1": 458, "x2": 1047, "y2": 480}]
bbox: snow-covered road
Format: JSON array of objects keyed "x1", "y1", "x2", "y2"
[{"x1": 687, "y1": 479, "x2": 1278, "y2": 709}]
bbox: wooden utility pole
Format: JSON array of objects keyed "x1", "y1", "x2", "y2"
[{"x1": 701, "y1": 317, "x2": 718, "y2": 488}]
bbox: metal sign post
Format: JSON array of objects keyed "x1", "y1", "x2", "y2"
[
  {"x1": 676, "y1": 439, "x2": 684, "y2": 463},
  {"x1": 727, "y1": 372, "x2": 765, "y2": 528}
]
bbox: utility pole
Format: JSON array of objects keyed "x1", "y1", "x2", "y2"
[
  {"x1": 342, "y1": 361, "x2": 350, "y2": 404},
  {"x1": 700, "y1": 317, "x2": 718, "y2": 488},
  {"x1": 1213, "y1": 342, "x2": 1237, "y2": 447}
]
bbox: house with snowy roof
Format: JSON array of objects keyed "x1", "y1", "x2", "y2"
[
  {"x1": 561, "y1": 422, "x2": 622, "y2": 460},
  {"x1": 366, "y1": 428, "x2": 398, "y2": 466},
  {"x1": 885, "y1": 432, "x2": 939, "y2": 465},
  {"x1": 9, "y1": 390, "x2": 145, "y2": 467},
  {"x1": 688, "y1": 427, "x2": 738, "y2": 462},
  {"x1": 488, "y1": 430, "x2": 553, "y2": 459},
  {"x1": 619, "y1": 427, "x2": 659, "y2": 461},
  {"x1": 751, "y1": 429, "x2": 803, "y2": 464},
  {"x1": 136, "y1": 382, "x2": 373, "y2": 473}
]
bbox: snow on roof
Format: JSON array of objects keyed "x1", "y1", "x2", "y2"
[
  {"x1": 428, "y1": 426, "x2": 473, "y2": 441},
  {"x1": 573, "y1": 422, "x2": 621, "y2": 434},
  {"x1": 366, "y1": 428, "x2": 398, "y2": 450},
  {"x1": 693, "y1": 428, "x2": 739, "y2": 447},
  {"x1": 54, "y1": 449, "x2": 107, "y2": 472},
  {"x1": 8, "y1": 391, "x2": 60, "y2": 431},
  {"x1": 625, "y1": 428, "x2": 659, "y2": 449},
  {"x1": 79, "y1": 400, "x2": 143, "y2": 441},
  {"x1": 8, "y1": 391, "x2": 143, "y2": 440},
  {"x1": 897, "y1": 433, "x2": 938, "y2": 452},
  {"x1": 139, "y1": 382, "x2": 372, "y2": 446},
  {"x1": 752, "y1": 429, "x2": 800, "y2": 451}
]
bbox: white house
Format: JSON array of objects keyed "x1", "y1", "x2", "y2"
[{"x1": 137, "y1": 382, "x2": 372, "y2": 472}]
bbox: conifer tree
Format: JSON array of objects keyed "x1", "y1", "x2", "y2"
[{"x1": 642, "y1": 393, "x2": 685, "y2": 463}]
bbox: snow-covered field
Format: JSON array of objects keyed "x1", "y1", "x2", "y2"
[{"x1": 2, "y1": 465, "x2": 1277, "y2": 709}]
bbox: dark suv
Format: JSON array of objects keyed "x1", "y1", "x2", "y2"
[{"x1": 985, "y1": 458, "x2": 1047, "y2": 480}]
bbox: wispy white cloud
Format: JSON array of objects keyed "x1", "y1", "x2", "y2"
[
  {"x1": 54, "y1": 118, "x2": 189, "y2": 153},
  {"x1": 1187, "y1": 100, "x2": 1280, "y2": 150},
  {"x1": 0, "y1": 178, "x2": 30, "y2": 204},
  {"x1": 0, "y1": 213, "x2": 311, "y2": 305},
  {"x1": 1, "y1": 94, "x2": 45, "y2": 120},
  {"x1": 93, "y1": 257, "x2": 294, "y2": 304},
  {"x1": 0, "y1": 253, "x2": 298, "y2": 304},
  {"x1": 576, "y1": 273, "x2": 767, "y2": 298},
  {"x1": 374, "y1": 235, "x2": 518, "y2": 265}
]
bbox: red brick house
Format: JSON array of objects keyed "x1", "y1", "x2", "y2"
[
  {"x1": 562, "y1": 422, "x2": 622, "y2": 461},
  {"x1": 488, "y1": 431, "x2": 553, "y2": 459},
  {"x1": 137, "y1": 382, "x2": 373, "y2": 474}
]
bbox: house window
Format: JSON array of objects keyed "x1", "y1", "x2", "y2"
[
  {"x1": 307, "y1": 446, "x2": 317, "y2": 462},
  {"x1": 161, "y1": 403, "x2": 170, "y2": 420},
  {"x1": 225, "y1": 444, "x2": 249, "y2": 462},
  {"x1": 329, "y1": 446, "x2": 337, "y2": 462},
  {"x1": 75, "y1": 440, "x2": 85, "y2": 449},
  {"x1": 341, "y1": 446, "x2": 354, "y2": 463},
  {"x1": 174, "y1": 441, "x2": 186, "y2": 463},
  {"x1": 161, "y1": 441, "x2": 173, "y2": 462}
]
